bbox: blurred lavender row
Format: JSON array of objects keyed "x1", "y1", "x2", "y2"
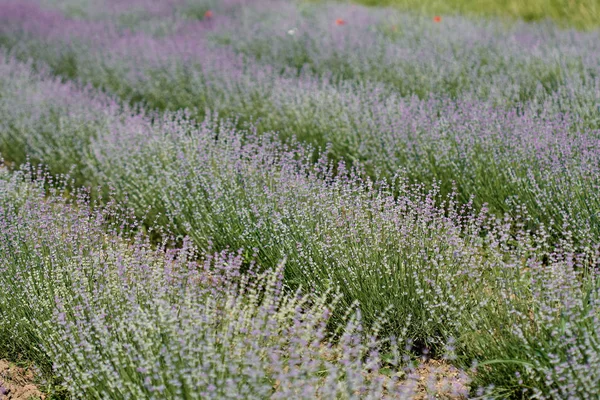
[
  {"x1": 1, "y1": 54, "x2": 600, "y2": 397},
  {"x1": 1, "y1": 0, "x2": 600, "y2": 242},
  {"x1": 4, "y1": 0, "x2": 600, "y2": 104}
]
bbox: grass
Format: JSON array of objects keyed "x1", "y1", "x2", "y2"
[{"x1": 347, "y1": 0, "x2": 600, "y2": 29}]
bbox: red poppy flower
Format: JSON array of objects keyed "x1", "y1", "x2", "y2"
[
  {"x1": 433, "y1": 16, "x2": 442, "y2": 23},
  {"x1": 335, "y1": 18, "x2": 345, "y2": 26},
  {"x1": 205, "y1": 10, "x2": 213, "y2": 19}
]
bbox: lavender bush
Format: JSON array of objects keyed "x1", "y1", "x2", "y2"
[
  {"x1": 1, "y1": 1, "x2": 600, "y2": 243},
  {"x1": 1, "y1": 47, "x2": 599, "y2": 245},
  {"x1": 0, "y1": 167, "x2": 431, "y2": 399},
  {"x1": 1, "y1": 53, "x2": 498, "y2": 341},
  {"x1": 2, "y1": 54, "x2": 600, "y2": 396}
]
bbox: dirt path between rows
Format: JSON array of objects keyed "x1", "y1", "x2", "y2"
[{"x1": 0, "y1": 360, "x2": 44, "y2": 400}]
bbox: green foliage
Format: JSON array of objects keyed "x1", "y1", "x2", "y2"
[{"x1": 344, "y1": 0, "x2": 600, "y2": 29}]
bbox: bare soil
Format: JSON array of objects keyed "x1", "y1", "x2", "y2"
[
  {"x1": 0, "y1": 360, "x2": 45, "y2": 400},
  {"x1": 412, "y1": 359, "x2": 470, "y2": 399}
]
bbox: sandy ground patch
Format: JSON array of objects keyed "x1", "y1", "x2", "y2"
[
  {"x1": 0, "y1": 360, "x2": 45, "y2": 400},
  {"x1": 411, "y1": 359, "x2": 470, "y2": 399}
]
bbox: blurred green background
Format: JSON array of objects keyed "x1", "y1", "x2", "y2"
[{"x1": 348, "y1": 0, "x2": 600, "y2": 29}]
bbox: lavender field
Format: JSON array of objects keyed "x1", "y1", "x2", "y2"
[{"x1": 0, "y1": 0, "x2": 599, "y2": 399}]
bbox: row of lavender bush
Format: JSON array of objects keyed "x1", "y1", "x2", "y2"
[
  {"x1": 13, "y1": 0, "x2": 600, "y2": 101},
  {"x1": 1, "y1": 0, "x2": 600, "y2": 244},
  {"x1": 1, "y1": 53, "x2": 600, "y2": 397},
  {"x1": 0, "y1": 166, "x2": 439, "y2": 399}
]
